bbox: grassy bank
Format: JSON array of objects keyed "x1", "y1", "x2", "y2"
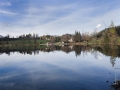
[
  {"x1": 0, "y1": 39, "x2": 49, "y2": 47},
  {"x1": 1, "y1": 37, "x2": 120, "y2": 47}
]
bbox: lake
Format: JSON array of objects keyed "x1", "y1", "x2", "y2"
[{"x1": 0, "y1": 45, "x2": 120, "y2": 90}]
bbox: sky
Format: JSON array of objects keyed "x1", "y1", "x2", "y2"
[{"x1": 0, "y1": 0, "x2": 120, "y2": 37}]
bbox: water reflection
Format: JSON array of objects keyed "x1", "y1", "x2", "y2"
[
  {"x1": 1, "y1": 45, "x2": 92, "y2": 56},
  {"x1": 1, "y1": 45, "x2": 120, "y2": 69},
  {"x1": 0, "y1": 45, "x2": 120, "y2": 63},
  {"x1": 0, "y1": 45, "x2": 120, "y2": 90},
  {"x1": 110, "y1": 73, "x2": 120, "y2": 90},
  {"x1": 93, "y1": 45, "x2": 120, "y2": 67}
]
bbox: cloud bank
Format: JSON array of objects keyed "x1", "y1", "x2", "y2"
[{"x1": 0, "y1": 0, "x2": 120, "y2": 36}]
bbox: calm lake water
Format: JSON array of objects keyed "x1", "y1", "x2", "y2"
[{"x1": 0, "y1": 45, "x2": 120, "y2": 90}]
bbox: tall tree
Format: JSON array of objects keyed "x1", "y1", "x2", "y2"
[
  {"x1": 104, "y1": 29, "x2": 110, "y2": 44},
  {"x1": 103, "y1": 21, "x2": 117, "y2": 45},
  {"x1": 73, "y1": 31, "x2": 81, "y2": 42},
  {"x1": 109, "y1": 21, "x2": 117, "y2": 44}
]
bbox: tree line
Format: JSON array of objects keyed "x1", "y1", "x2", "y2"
[{"x1": 0, "y1": 21, "x2": 120, "y2": 45}]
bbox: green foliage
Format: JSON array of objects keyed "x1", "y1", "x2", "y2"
[
  {"x1": 73, "y1": 31, "x2": 81, "y2": 42},
  {"x1": 115, "y1": 26, "x2": 120, "y2": 36},
  {"x1": 109, "y1": 21, "x2": 117, "y2": 35},
  {"x1": 104, "y1": 30, "x2": 110, "y2": 44},
  {"x1": 0, "y1": 39, "x2": 48, "y2": 45}
]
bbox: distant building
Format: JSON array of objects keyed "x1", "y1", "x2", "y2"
[
  {"x1": 61, "y1": 34, "x2": 73, "y2": 43},
  {"x1": 40, "y1": 35, "x2": 51, "y2": 40}
]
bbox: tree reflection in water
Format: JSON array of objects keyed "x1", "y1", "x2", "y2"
[
  {"x1": 0, "y1": 45, "x2": 120, "y2": 67},
  {"x1": 0, "y1": 45, "x2": 120, "y2": 90}
]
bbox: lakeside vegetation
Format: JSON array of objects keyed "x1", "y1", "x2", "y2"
[{"x1": 0, "y1": 21, "x2": 120, "y2": 46}]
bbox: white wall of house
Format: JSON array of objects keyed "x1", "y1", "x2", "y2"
[{"x1": 68, "y1": 38, "x2": 73, "y2": 42}]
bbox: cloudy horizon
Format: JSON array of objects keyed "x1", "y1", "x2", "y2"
[{"x1": 0, "y1": 0, "x2": 120, "y2": 37}]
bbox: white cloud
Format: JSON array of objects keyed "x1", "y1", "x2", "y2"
[
  {"x1": 96, "y1": 24, "x2": 101, "y2": 28},
  {"x1": 0, "y1": 22, "x2": 10, "y2": 27},
  {"x1": 0, "y1": 10, "x2": 17, "y2": 15},
  {"x1": 0, "y1": 2, "x2": 11, "y2": 6},
  {"x1": 0, "y1": 1, "x2": 120, "y2": 36},
  {"x1": 11, "y1": 4, "x2": 94, "y2": 35}
]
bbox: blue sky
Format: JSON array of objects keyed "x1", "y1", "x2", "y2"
[{"x1": 0, "y1": 0, "x2": 120, "y2": 36}]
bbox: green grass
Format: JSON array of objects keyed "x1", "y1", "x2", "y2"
[
  {"x1": 0, "y1": 39, "x2": 49, "y2": 46},
  {"x1": 54, "y1": 42, "x2": 62, "y2": 45}
]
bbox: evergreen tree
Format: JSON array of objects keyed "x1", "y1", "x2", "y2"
[
  {"x1": 104, "y1": 30, "x2": 110, "y2": 44},
  {"x1": 73, "y1": 31, "x2": 81, "y2": 42},
  {"x1": 104, "y1": 21, "x2": 117, "y2": 45},
  {"x1": 109, "y1": 21, "x2": 117, "y2": 44}
]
